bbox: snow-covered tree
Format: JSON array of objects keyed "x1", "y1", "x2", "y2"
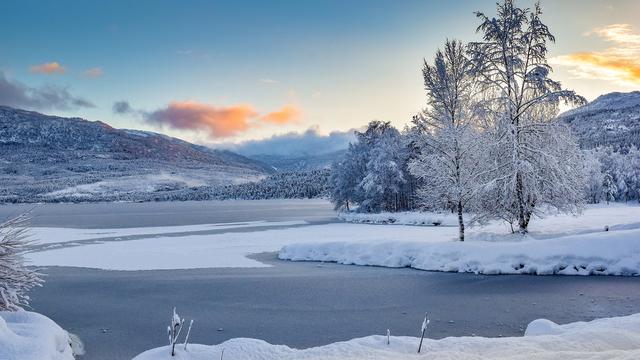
[
  {"x1": 359, "y1": 123, "x2": 407, "y2": 212},
  {"x1": 468, "y1": 0, "x2": 586, "y2": 233},
  {"x1": 328, "y1": 121, "x2": 415, "y2": 212},
  {"x1": 601, "y1": 173, "x2": 617, "y2": 205},
  {"x1": 582, "y1": 146, "x2": 640, "y2": 204},
  {"x1": 582, "y1": 150, "x2": 603, "y2": 204},
  {"x1": 0, "y1": 214, "x2": 43, "y2": 311},
  {"x1": 329, "y1": 142, "x2": 367, "y2": 211},
  {"x1": 409, "y1": 40, "x2": 483, "y2": 241}
]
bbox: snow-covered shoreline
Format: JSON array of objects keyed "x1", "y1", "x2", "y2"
[
  {"x1": 281, "y1": 204, "x2": 640, "y2": 276},
  {"x1": 133, "y1": 313, "x2": 640, "y2": 359},
  {"x1": 279, "y1": 227, "x2": 640, "y2": 276}
]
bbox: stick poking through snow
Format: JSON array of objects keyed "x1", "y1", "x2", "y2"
[{"x1": 418, "y1": 313, "x2": 430, "y2": 353}]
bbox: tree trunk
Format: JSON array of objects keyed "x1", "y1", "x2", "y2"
[
  {"x1": 516, "y1": 172, "x2": 528, "y2": 234},
  {"x1": 457, "y1": 200, "x2": 465, "y2": 241}
]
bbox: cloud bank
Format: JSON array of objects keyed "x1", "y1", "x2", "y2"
[
  {"x1": 112, "y1": 100, "x2": 134, "y2": 114},
  {"x1": 83, "y1": 67, "x2": 103, "y2": 78},
  {"x1": 116, "y1": 100, "x2": 301, "y2": 138},
  {"x1": 223, "y1": 127, "x2": 355, "y2": 156},
  {"x1": 0, "y1": 72, "x2": 94, "y2": 110},
  {"x1": 30, "y1": 62, "x2": 66, "y2": 74},
  {"x1": 146, "y1": 101, "x2": 257, "y2": 137},
  {"x1": 552, "y1": 24, "x2": 640, "y2": 86},
  {"x1": 261, "y1": 105, "x2": 300, "y2": 124}
]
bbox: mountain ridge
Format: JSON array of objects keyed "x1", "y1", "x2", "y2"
[
  {"x1": 559, "y1": 91, "x2": 640, "y2": 149},
  {"x1": 0, "y1": 106, "x2": 273, "y2": 202}
]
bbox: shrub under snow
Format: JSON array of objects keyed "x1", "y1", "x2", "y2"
[{"x1": 0, "y1": 214, "x2": 43, "y2": 310}]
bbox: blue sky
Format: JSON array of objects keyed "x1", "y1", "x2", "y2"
[{"x1": 1, "y1": 0, "x2": 639, "y2": 145}]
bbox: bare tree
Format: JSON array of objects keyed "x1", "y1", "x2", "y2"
[
  {"x1": 469, "y1": 0, "x2": 586, "y2": 233},
  {"x1": 410, "y1": 39, "x2": 484, "y2": 241}
]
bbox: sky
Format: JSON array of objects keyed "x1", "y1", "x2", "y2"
[{"x1": 1, "y1": 0, "x2": 639, "y2": 149}]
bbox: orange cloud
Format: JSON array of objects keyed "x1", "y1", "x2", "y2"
[
  {"x1": 553, "y1": 53, "x2": 640, "y2": 84},
  {"x1": 146, "y1": 101, "x2": 257, "y2": 138},
  {"x1": 261, "y1": 105, "x2": 301, "y2": 125},
  {"x1": 551, "y1": 24, "x2": 640, "y2": 85},
  {"x1": 30, "y1": 62, "x2": 65, "y2": 74},
  {"x1": 143, "y1": 101, "x2": 302, "y2": 138},
  {"x1": 83, "y1": 67, "x2": 103, "y2": 78}
]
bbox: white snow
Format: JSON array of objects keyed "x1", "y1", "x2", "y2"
[
  {"x1": 280, "y1": 227, "x2": 640, "y2": 275},
  {"x1": 25, "y1": 222, "x2": 434, "y2": 270},
  {"x1": 0, "y1": 311, "x2": 75, "y2": 360},
  {"x1": 280, "y1": 203, "x2": 640, "y2": 276},
  {"x1": 25, "y1": 203, "x2": 640, "y2": 274},
  {"x1": 133, "y1": 313, "x2": 640, "y2": 360},
  {"x1": 339, "y1": 211, "x2": 457, "y2": 226},
  {"x1": 28, "y1": 220, "x2": 308, "y2": 245}
]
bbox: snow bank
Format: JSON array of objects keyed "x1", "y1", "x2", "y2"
[
  {"x1": 282, "y1": 204, "x2": 640, "y2": 276},
  {"x1": 280, "y1": 226, "x2": 640, "y2": 275},
  {"x1": 338, "y1": 211, "x2": 457, "y2": 226},
  {"x1": 0, "y1": 311, "x2": 75, "y2": 360},
  {"x1": 133, "y1": 313, "x2": 640, "y2": 359}
]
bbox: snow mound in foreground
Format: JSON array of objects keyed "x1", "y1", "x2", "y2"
[
  {"x1": 279, "y1": 227, "x2": 640, "y2": 276},
  {"x1": 0, "y1": 311, "x2": 75, "y2": 360},
  {"x1": 134, "y1": 313, "x2": 640, "y2": 359}
]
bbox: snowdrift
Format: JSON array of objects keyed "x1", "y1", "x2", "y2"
[
  {"x1": 0, "y1": 311, "x2": 76, "y2": 360},
  {"x1": 279, "y1": 227, "x2": 640, "y2": 276},
  {"x1": 133, "y1": 313, "x2": 640, "y2": 359}
]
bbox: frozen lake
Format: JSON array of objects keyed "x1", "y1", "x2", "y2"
[
  {"x1": 0, "y1": 198, "x2": 336, "y2": 228},
  {"x1": 2, "y1": 199, "x2": 638, "y2": 360}
]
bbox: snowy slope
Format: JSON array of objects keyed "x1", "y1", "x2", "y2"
[
  {"x1": 0, "y1": 311, "x2": 76, "y2": 360},
  {"x1": 0, "y1": 106, "x2": 273, "y2": 202},
  {"x1": 134, "y1": 313, "x2": 640, "y2": 360},
  {"x1": 559, "y1": 91, "x2": 640, "y2": 148}
]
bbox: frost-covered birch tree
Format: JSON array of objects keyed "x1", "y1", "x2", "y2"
[
  {"x1": 0, "y1": 214, "x2": 43, "y2": 311},
  {"x1": 469, "y1": 0, "x2": 586, "y2": 233},
  {"x1": 409, "y1": 40, "x2": 482, "y2": 241}
]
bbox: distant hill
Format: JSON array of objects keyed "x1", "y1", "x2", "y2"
[
  {"x1": 249, "y1": 150, "x2": 345, "y2": 171},
  {"x1": 559, "y1": 91, "x2": 640, "y2": 149},
  {"x1": 0, "y1": 106, "x2": 273, "y2": 202}
]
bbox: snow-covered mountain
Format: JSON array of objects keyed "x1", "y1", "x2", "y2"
[
  {"x1": 0, "y1": 106, "x2": 273, "y2": 202},
  {"x1": 249, "y1": 150, "x2": 345, "y2": 171},
  {"x1": 559, "y1": 91, "x2": 640, "y2": 149}
]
